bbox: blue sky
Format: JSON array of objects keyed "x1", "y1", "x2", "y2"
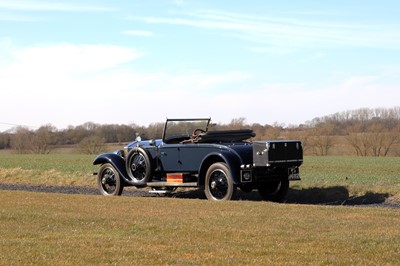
[{"x1": 1, "y1": 0, "x2": 399, "y2": 131}]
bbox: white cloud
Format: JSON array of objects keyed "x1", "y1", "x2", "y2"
[
  {"x1": 0, "y1": 44, "x2": 142, "y2": 128},
  {"x1": 0, "y1": 0, "x2": 114, "y2": 12},
  {"x1": 13, "y1": 44, "x2": 141, "y2": 73},
  {"x1": 0, "y1": 43, "x2": 252, "y2": 130},
  {"x1": 129, "y1": 9, "x2": 400, "y2": 50},
  {"x1": 205, "y1": 75, "x2": 399, "y2": 126},
  {"x1": 1, "y1": 42, "x2": 398, "y2": 132},
  {"x1": 0, "y1": 12, "x2": 40, "y2": 21},
  {"x1": 122, "y1": 30, "x2": 155, "y2": 37}
]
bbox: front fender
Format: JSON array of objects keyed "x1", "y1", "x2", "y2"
[
  {"x1": 199, "y1": 150, "x2": 243, "y2": 185},
  {"x1": 93, "y1": 153, "x2": 141, "y2": 186}
]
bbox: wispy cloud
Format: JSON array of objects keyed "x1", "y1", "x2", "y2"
[
  {"x1": 0, "y1": 12, "x2": 41, "y2": 21},
  {"x1": 0, "y1": 0, "x2": 114, "y2": 12},
  {"x1": 122, "y1": 30, "x2": 155, "y2": 37},
  {"x1": 128, "y1": 9, "x2": 400, "y2": 50}
]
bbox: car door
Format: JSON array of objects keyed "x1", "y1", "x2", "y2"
[
  {"x1": 159, "y1": 143, "x2": 182, "y2": 172},
  {"x1": 178, "y1": 144, "x2": 213, "y2": 172},
  {"x1": 159, "y1": 143, "x2": 212, "y2": 173}
]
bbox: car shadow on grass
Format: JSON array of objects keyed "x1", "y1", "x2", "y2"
[
  {"x1": 0, "y1": 183, "x2": 391, "y2": 206},
  {"x1": 172, "y1": 186, "x2": 391, "y2": 206},
  {"x1": 285, "y1": 186, "x2": 390, "y2": 206}
]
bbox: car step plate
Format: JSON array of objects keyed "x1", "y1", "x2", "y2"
[{"x1": 147, "y1": 182, "x2": 198, "y2": 187}]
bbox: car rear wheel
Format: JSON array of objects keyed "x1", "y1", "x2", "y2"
[
  {"x1": 126, "y1": 147, "x2": 152, "y2": 183},
  {"x1": 98, "y1": 163, "x2": 123, "y2": 196},
  {"x1": 258, "y1": 180, "x2": 289, "y2": 202},
  {"x1": 205, "y1": 162, "x2": 236, "y2": 201}
]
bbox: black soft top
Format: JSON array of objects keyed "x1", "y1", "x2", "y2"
[{"x1": 196, "y1": 129, "x2": 255, "y2": 143}]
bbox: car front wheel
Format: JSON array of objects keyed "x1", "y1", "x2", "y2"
[
  {"x1": 97, "y1": 163, "x2": 123, "y2": 196},
  {"x1": 205, "y1": 162, "x2": 236, "y2": 201}
]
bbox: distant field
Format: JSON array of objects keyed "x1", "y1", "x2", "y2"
[
  {"x1": 0, "y1": 190, "x2": 399, "y2": 265},
  {"x1": 0, "y1": 152, "x2": 399, "y2": 201}
]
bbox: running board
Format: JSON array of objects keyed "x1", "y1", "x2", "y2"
[
  {"x1": 146, "y1": 182, "x2": 198, "y2": 187},
  {"x1": 149, "y1": 190, "x2": 170, "y2": 194}
]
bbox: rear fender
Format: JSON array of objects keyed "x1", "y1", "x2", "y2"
[
  {"x1": 199, "y1": 151, "x2": 242, "y2": 185},
  {"x1": 93, "y1": 153, "x2": 143, "y2": 187}
]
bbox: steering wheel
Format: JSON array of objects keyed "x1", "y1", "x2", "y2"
[{"x1": 192, "y1": 128, "x2": 205, "y2": 139}]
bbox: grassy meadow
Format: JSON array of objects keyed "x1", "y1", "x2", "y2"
[
  {"x1": 0, "y1": 190, "x2": 399, "y2": 265},
  {"x1": 0, "y1": 152, "x2": 95, "y2": 187},
  {"x1": 1, "y1": 150, "x2": 400, "y2": 264},
  {"x1": 0, "y1": 150, "x2": 399, "y2": 202}
]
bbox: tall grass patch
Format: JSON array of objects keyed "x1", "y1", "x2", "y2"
[{"x1": 0, "y1": 153, "x2": 95, "y2": 186}]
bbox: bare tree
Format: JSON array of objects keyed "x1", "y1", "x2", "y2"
[
  {"x1": 0, "y1": 132, "x2": 10, "y2": 149},
  {"x1": 347, "y1": 133, "x2": 367, "y2": 156},
  {"x1": 263, "y1": 122, "x2": 285, "y2": 140},
  {"x1": 78, "y1": 136, "x2": 105, "y2": 154},
  {"x1": 30, "y1": 124, "x2": 56, "y2": 154},
  {"x1": 346, "y1": 122, "x2": 399, "y2": 156},
  {"x1": 10, "y1": 127, "x2": 32, "y2": 153},
  {"x1": 381, "y1": 125, "x2": 400, "y2": 156},
  {"x1": 308, "y1": 123, "x2": 335, "y2": 156},
  {"x1": 228, "y1": 117, "x2": 247, "y2": 129},
  {"x1": 146, "y1": 122, "x2": 164, "y2": 140},
  {"x1": 366, "y1": 123, "x2": 399, "y2": 156}
]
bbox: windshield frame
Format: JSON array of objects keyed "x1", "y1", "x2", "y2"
[{"x1": 162, "y1": 118, "x2": 211, "y2": 142}]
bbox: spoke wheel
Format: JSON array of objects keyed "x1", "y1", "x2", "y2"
[
  {"x1": 126, "y1": 148, "x2": 152, "y2": 183},
  {"x1": 97, "y1": 163, "x2": 123, "y2": 196},
  {"x1": 205, "y1": 163, "x2": 235, "y2": 201},
  {"x1": 258, "y1": 180, "x2": 289, "y2": 202}
]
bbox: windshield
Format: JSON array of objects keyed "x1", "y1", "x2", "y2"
[{"x1": 163, "y1": 118, "x2": 210, "y2": 141}]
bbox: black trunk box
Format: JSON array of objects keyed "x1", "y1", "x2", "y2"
[{"x1": 253, "y1": 140, "x2": 303, "y2": 167}]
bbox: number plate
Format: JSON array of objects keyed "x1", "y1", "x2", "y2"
[{"x1": 288, "y1": 167, "x2": 301, "y2": 180}]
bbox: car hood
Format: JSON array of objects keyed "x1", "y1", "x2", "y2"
[{"x1": 125, "y1": 139, "x2": 163, "y2": 150}]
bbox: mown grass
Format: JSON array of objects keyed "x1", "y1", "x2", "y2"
[
  {"x1": 1, "y1": 153, "x2": 400, "y2": 264},
  {"x1": 0, "y1": 190, "x2": 399, "y2": 265}
]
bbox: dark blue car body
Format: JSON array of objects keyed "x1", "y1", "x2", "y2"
[{"x1": 94, "y1": 118, "x2": 303, "y2": 201}]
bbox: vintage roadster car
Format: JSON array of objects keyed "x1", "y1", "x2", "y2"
[{"x1": 93, "y1": 118, "x2": 303, "y2": 201}]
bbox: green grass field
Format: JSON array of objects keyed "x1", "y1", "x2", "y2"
[
  {"x1": 0, "y1": 152, "x2": 399, "y2": 201},
  {"x1": 1, "y1": 153, "x2": 400, "y2": 264},
  {"x1": 1, "y1": 190, "x2": 399, "y2": 265},
  {"x1": 0, "y1": 153, "x2": 95, "y2": 186}
]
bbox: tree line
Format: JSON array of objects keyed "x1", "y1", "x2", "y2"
[{"x1": 0, "y1": 107, "x2": 399, "y2": 156}]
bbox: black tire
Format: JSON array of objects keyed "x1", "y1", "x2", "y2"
[
  {"x1": 125, "y1": 147, "x2": 152, "y2": 183},
  {"x1": 258, "y1": 180, "x2": 289, "y2": 202},
  {"x1": 205, "y1": 162, "x2": 236, "y2": 201},
  {"x1": 97, "y1": 163, "x2": 123, "y2": 196}
]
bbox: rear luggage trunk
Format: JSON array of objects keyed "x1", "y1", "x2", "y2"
[{"x1": 253, "y1": 140, "x2": 303, "y2": 167}]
